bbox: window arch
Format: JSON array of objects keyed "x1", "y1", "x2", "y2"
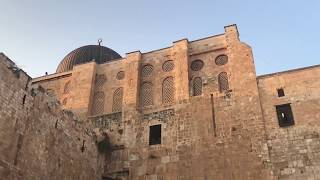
[
  {"x1": 95, "y1": 74, "x2": 106, "y2": 89},
  {"x1": 116, "y1": 71, "x2": 125, "y2": 80},
  {"x1": 190, "y1": 60, "x2": 204, "y2": 71},
  {"x1": 215, "y1": 55, "x2": 228, "y2": 66},
  {"x1": 162, "y1": 60, "x2": 174, "y2": 72},
  {"x1": 91, "y1": 91, "x2": 105, "y2": 115},
  {"x1": 63, "y1": 81, "x2": 71, "y2": 94},
  {"x1": 140, "y1": 82, "x2": 153, "y2": 107},
  {"x1": 193, "y1": 77, "x2": 202, "y2": 96},
  {"x1": 112, "y1": 87, "x2": 123, "y2": 112},
  {"x1": 162, "y1": 77, "x2": 175, "y2": 104},
  {"x1": 218, "y1": 72, "x2": 229, "y2": 92},
  {"x1": 141, "y1": 64, "x2": 153, "y2": 77}
]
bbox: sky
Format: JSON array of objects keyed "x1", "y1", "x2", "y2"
[{"x1": 0, "y1": 0, "x2": 319, "y2": 77}]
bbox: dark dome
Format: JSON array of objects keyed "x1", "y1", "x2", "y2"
[{"x1": 56, "y1": 45, "x2": 122, "y2": 73}]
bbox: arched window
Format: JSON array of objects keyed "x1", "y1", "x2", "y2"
[
  {"x1": 162, "y1": 60, "x2": 174, "y2": 72},
  {"x1": 215, "y1": 55, "x2": 228, "y2": 66},
  {"x1": 91, "y1": 91, "x2": 105, "y2": 115},
  {"x1": 116, "y1": 71, "x2": 125, "y2": 80},
  {"x1": 112, "y1": 87, "x2": 123, "y2": 112},
  {"x1": 190, "y1": 60, "x2": 204, "y2": 71},
  {"x1": 141, "y1": 64, "x2": 153, "y2": 77},
  {"x1": 218, "y1": 72, "x2": 229, "y2": 92},
  {"x1": 193, "y1": 77, "x2": 202, "y2": 96},
  {"x1": 63, "y1": 81, "x2": 71, "y2": 94},
  {"x1": 140, "y1": 82, "x2": 153, "y2": 107},
  {"x1": 162, "y1": 77, "x2": 174, "y2": 104},
  {"x1": 95, "y1": 74, "x2": 106, "y2": 89}
]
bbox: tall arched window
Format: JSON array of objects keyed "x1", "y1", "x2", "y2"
[
  {"x1": 193, "y1": 77, "x2": 202, "y2": 96},
  {"x1": 218, "y1": 72, "x2": 229, "y2": 92},
  {"x1": 91, "y1": 91, "x2": 105, "y2": 115},
  {"x1": 95, "y1": 74, "x2": 106, "y2": 89},
  {"x1": 162, "y1": 77, "x2": 174, "y2": 104},
  {"x1": 63, "y1": 81, "x2": 71, "y2": 94},
  {"x1": 112, "y1": 87, "x2": 123, "y2": 112},
  {"x1": 140, "y1": 82, "x2": 153, "y2": 107}
]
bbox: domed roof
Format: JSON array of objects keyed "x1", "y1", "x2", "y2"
[{"x1": 56, "y1": 45, "x2": 122, "y2": 73}]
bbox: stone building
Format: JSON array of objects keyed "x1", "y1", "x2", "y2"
[{"x1": 1, "y1": 24, "x2": 320, "y2": 180}]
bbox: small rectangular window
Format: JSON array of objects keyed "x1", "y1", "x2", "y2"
[
  {"x1": 277, "y1": 88, "x2": 285, "y2": 97},
  {"x1": 276, "y1": 104, "x2": 294, "y2": 127},
  {"x1": 149, "y1": 125, "x2": 161, "y2": 145}
]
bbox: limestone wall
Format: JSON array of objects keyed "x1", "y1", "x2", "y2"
[
  {"x1": 0, "y1": 53, "x2": 103, "y2": 180},
  {"x1": 21, "y1": 24, "x2": 320, "y2": 180},
  {"x1": 258, "y1": 65, "x2": 320, "y2": 179},
  {"x1": 91, "y1": 25, "x2": 274, "y2": 180},
  {"x1": 31, "y1": 72, "x2": 72, "y2": 108}
]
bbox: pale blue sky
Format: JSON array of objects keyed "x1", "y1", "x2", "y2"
[{"x1": 0, "y1": 0, "x2": 319, "y2": 77}]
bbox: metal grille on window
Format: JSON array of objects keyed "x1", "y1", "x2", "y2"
[
  {"x1": 116, "y1": 71, "x2": 125, "y2": 80},
  {"x1": 218, "y1": 72, "x2": 229, "y2": 92},
  {"x1": 162, "y1": 60, "x2": 174, "y2": 72},
  {"x1": 63, "y1": 81, "x2": 71, "y2": 94},
  {"x1": 91, "y1": 91, "x2": 105, "y2": 115},
  {"x1": 190, "y1": 60, "x2": 204, "y2": 71},
  {"x1": 95, "y1": 74, "x2": 106, "y2": 89},
  {"x1": 193, "y1": 77, "x2": 202, "y2": 96},
  {"x1": 140, "y1": 82, "x2": 153, "y2": 107},
  {"x1": 112, "y1": 87, "x2": 123, "y2": 112},
  {"x1": 141, "y1": 64, "x2": 153, "y2": 77},
  {"x1": 162, "y1": 77, "x2": 174, "y2": 104},
  {"x1": 215, "y1": 55, "x2": 228, "y2": 66}
]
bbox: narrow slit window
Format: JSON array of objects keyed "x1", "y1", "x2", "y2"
[
  {"x1": 149, "y1": 125, "x2": 161, "y2": 145},
  {"x1": 277, "y1": 88, "x2": 285, "y2": 97},
  {"x1": 276, "y1": 104, "x2": 294, "y2": 127}
]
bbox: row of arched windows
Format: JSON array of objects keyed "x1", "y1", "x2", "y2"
[
  {"x1": 140, "y1": 76, "x2": 175, "y2": 107},
  {"x1": 192, "y1": 72, "x2": 229, "y2": 96},
  {"x1": 141, "y1": 60, "x2": 174, "y2": 78},
  {"x1": 91, "y1": 72, "x2": 229, "y2": 113},
  {"x1": 91, "y1": 87, "x2": 124, "y2": 115}
]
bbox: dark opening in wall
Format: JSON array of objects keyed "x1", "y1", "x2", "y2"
[
  {"x1": 276, "y1": 104, "x2": 294, "y2": 127},
  {"x1": 97, "y1": 134, "x2": 111, "y2": 154},
  {"x1": 149, "y1": 124, "x2": 161, "y2": 145},
  {"x1": 81, "y1": 140, "x2": 86, "y2": 153},
  {"x1": 22, "y1": 95, "x2": 26, "y2": 105},
  {"x1": 277, "y1": 88, "x2": 285, "y2": 97}
]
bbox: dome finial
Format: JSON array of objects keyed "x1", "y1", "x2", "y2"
[{"x1": 98, "y1": 38, "x2": 103, "y2": 46}]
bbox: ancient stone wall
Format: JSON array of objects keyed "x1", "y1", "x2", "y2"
[
  {"x1": 0, "y1": 53, "x2": 103, "y2": 180},
  {"x1": 258, "y1": 65, "x2": 320, "y2": 179},
  {"x1": 90, "y1": 25, "x2": 274, "y2": 180},
  {"x1": 19, "y1": 24, "x2": 320, "y2": 180},
  {"x1": 31, "y1": 72, "x2": 72, "y2": 108}
]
